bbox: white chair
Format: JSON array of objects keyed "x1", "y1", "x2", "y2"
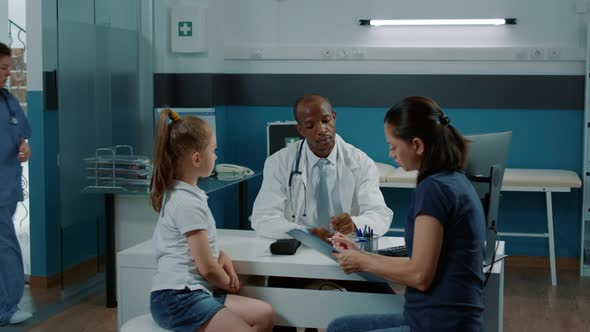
[{"x1": 120, "y1": 314, "x2": 170, "y2": 332}]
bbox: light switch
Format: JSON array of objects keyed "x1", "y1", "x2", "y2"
[{"x1": 170, "y1": 6, "x2": 207, "y2": 53}]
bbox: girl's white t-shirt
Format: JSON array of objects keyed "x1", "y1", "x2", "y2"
[{"x1": 151, "y1": 180, "x2": 219, "y2": 295}]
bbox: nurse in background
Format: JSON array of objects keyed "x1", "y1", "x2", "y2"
[
  {"x1": 0, "y1": 42, "x2": 32, "y2": 326},
  {"x1": 328, "y1": 96, "x2": 486, "y2": 332}
]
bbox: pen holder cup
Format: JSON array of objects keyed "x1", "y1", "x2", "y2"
[{"x1": 358, "y1": 237, "x2": 379, "y2": 253}]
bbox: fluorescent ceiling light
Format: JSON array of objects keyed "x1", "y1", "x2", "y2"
[{"x1": 359, "y1": 18, "x2": 517, "y2": 26}]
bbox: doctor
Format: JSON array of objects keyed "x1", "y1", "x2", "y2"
[{"x1": 252, "y1": 94, "x2": 392, "y2": 240}]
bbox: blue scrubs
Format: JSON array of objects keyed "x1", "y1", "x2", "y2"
[{"x1": 0, "y1": 88, "x2": 31, "y2": 324}]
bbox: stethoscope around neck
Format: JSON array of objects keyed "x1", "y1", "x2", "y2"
[{"x1": 288, "y1": 139, "x2": 308, "y2": 219}]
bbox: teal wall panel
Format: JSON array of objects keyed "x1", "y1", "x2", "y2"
[{"x1": 28, "y1": 90, "x2": 61, "y2": 276}]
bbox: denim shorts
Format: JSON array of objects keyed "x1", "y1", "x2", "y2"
[{"x1": 150, "y1": 287, "x2": 227, "y2": 332}]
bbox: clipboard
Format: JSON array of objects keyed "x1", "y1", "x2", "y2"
[
  {"x1": 287, "y1": 229, "x2": 388, "y2": 283},
  {"x1": 287, "y1": 229, "x2": 340, "y2": 261}
]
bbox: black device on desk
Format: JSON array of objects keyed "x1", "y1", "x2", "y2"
[
  {"x1": 378, "y1": 245, "x2": 408, "y2": 257},
  {"x1": 270, "y1": 239, "x2": 301, "y2": 255}
]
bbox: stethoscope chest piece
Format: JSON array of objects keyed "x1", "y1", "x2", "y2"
[{"x1": 10, "y1": 116, "x2": 18, "y2": 125}]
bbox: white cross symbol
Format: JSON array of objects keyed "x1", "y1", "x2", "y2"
[{"x1": 180, "y1": 23, "x2": 192, "y2": 36}]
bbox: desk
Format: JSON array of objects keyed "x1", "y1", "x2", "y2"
[
  {"x1": 83, "y1": 172, "x2": 260, "y2": 308},
  {"x1": 378, "y1": 166, "x2": 581, "y2": 286},
  {"x1": 117, "y1": 229, "x2": 505, "y2": 331}
]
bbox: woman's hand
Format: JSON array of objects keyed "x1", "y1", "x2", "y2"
[
  {"x1": 333, "y1": 249, "x2": 368, "y2": 274},
  {"x1": 331, "y1": 233, "x2": 361, "y2": 251}
]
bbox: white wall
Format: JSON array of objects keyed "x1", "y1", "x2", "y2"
[
  {"x1": 26, "y1": 0, "x2": 41, "y2": 91},
  {"x1": 154, "y1": 0, "x2": 224, "y2": 73},
  {"x1": 154, "y1": 0, "x2": 590, "y2": 75},
  {"x1": 224, "y1": 0, "x2": 586, "y2": 48},
  {"x1": 0, "y1": 0, "x2": 8, "y2": 44}
]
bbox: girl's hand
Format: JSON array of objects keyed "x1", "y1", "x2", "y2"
[
  {"x1": 218, "y1": 251, "x2": 240, "y2": 292},
  {"x1": 227, "y1": 280, "x2": 242, "y2": 294},
  {"x1": 333, "y1": 249, "x2": 367, "y2": 274},
  {"x1": 332, "y1": 233, "x2": 361, "y2": 251},
  {"x1": 224, "y1": 267, "x2": 240, "y2": 292}
]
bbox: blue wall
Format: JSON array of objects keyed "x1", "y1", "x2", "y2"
[
  {"x1": 217, "y1": 105, "x2": 583, "y2": 258},
  {"x1": 28, "y1": 90, "x2": 62, "y2": 277}
]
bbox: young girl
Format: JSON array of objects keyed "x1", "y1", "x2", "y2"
[
  {"x1": 149, "y1": 109, "x2": 274, "y2": 332},
  {"x1": 328, "y1": 96, "x2": 486, "y2": 332}
]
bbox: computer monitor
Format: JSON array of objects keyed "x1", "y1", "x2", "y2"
[
  {"x1": 266, "y1": 121, "x2": 303, "y2": 156},
  {"x1": 464, "y1": 131, "x2": 512, "y2": 196},
  {"x1": 463, "y1": 131, "x2": 512, "y2": 266}
]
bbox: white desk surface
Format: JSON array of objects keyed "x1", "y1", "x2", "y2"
[
  {"x1": 378, "y1": 165, "x2": 581, "y2": 192},
  {"x1": 118, "y1": 229, "x2": 504, "y2": 278},
  {"x1": 117, "y1": 230, "x2": 504, "y2": 331}
]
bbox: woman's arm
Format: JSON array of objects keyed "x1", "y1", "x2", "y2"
[
  {"x1": 186, "y1": 229, "x2": 231, "y2": 290},
  {"x1": 368, "y1": 214, "x2": 443, "y2": 291},
  {"x1": 335, "y1": 213, "x2": 443, "y2": 291}
]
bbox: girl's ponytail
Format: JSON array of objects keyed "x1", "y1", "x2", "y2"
[
  {"x1": 150, "y1": 109, "x2": 177, "y2": 212},
  {"x1": 150, "y1": 109, "x2": 211, "y2": 212}
]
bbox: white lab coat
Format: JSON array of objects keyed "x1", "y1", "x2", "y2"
[{"x1": 252, "y1": 134, "x2": 393, "y2": 239}]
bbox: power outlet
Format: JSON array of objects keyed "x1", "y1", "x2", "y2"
[
  {"x1": 514, "y1": 50, "x2": 528, "y2": 60},
  {"x1": 546, "y1": 48, "x2": 561, "y2": 60},
  {"x1": 351, "y1": 48, "x2": 366, "y2": 59},
  {"x1": 250, "y1": 48, "x2": 263, "y2": 59},
  {"x1": 530, "y1": 48, "x2": 545, "y2": 60},
  {"x1": 335, "y1": 48, "x2": 350, "y2": 60},
  {"x1": 320, "y1": 48, "x2": 333, "y2": 59}
]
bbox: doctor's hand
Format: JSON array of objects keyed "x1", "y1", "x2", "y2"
[
  {"x1": 332, "y1": 233, "x2": 361, "y2": 252},
  {"x1": 333, "y1": 249, "x2": 368, "y2": 274},
  {"x1": 310, "y1": 227, "x2": 334, "y2": 244},
  {"x1": 329, "y1": 213, "x2": 355, "y2": 235},
  {"x1": 18, "y1": 140, "x2": 30, "y2": 162}
]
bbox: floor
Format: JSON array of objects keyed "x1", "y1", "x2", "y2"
[
  {"x1": 5, "y1": 263, "x2": 590, "y2": 332},
  {"x1": 503, "y1": 265, "x2": 590, "y2": 332},
  {"x1": 25, "y1": 292, "x2": 116, "y2": 332}
]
